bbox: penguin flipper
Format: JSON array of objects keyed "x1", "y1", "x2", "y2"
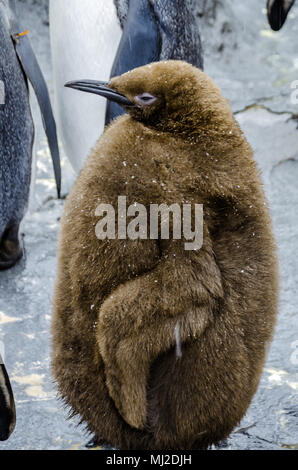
[
  {"x1": 267, "y1": 0, "x2": 296, "y2": 30},
  {"x1": 106, "y1": 0, "x2": 161, "y2": 123},
  {"x1": 97, "y1": 267, "x2": 217, "y2": 430},
  {"x1": 0, "y1": 355, "x2": 16, "y2": 441},
  {"x1": 10, "y1": 24, "x2": 61, "y2": 198}
]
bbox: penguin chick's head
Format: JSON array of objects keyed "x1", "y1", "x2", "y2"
[{"x1": 65, "y1": 60, "x2": 234, "y2": 135}]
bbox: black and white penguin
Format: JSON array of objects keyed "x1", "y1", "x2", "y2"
[
  {"x1": 50, "y1": 0, "x2": 203, "y2": 172},
  {"x1": 267, "y1": 0, "x2": 296, "y2": 30},
  {"x1": 0, "y1": 352, "x2": 15, "y2": 441},
  {"x1": 0, "y1": 0, "x2": 61, "y2": 270}
]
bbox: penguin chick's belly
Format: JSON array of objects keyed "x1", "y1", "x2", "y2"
[
  {"x1": 50, "y1": 0, "x2": 122, "y2": 173},
  {"x1": 52, "y1": 112, "x2": 278, "y2": 450},
  {"x1": 0, "y1": 9, "x2": 34, "y2": 238}
]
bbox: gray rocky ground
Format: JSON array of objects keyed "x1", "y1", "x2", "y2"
[{"x1": 0, "y1": 0, "x2": 297, "y2": 450}]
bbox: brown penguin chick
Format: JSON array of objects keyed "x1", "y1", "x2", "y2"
[{"x1": 52, "y1": 60, "x2": 279, "y2": 450}]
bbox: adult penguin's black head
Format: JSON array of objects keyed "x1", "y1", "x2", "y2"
[
  {"x1": 65, "y1": 60, "x2": 233, "y2": 137},
  {"x1": 107, "y1": 0, "x2": 203, "y2": 123},
  {"x1": 267, "y1": 0, "x2": 296, "y2": 30}
]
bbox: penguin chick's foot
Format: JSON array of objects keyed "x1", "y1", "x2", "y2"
[
  {"x1": 85, "y1": 435, "x2": 113, "y2": 449},
  {"x1": 0, "y1": 224, "x2": 23, "y2": 270}
]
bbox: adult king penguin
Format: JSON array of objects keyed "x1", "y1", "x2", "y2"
[
  {"x1": 267, "y1": 0, "x2": 296, "y2": 30},
  {"x1": 52, "y1": 61, "x2": 278, "y2": 450},
  {"x1": 50, "y1": 0, "x2": 203, "y2": 173},
  {"x1": 0, "y1": 0, "x2": 61, "y2": 270}
]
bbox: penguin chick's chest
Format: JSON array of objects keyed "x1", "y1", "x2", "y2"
[
  {"x1": 90, "y1": 123, "x2": 199, "y2": 205},
  {"x1": 63, "y1": 121, "x2": 205, "y2": 289}
]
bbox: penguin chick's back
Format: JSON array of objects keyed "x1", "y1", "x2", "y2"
[{"x1": 52, "y1": 61, "x2": 278, "y2": 450}]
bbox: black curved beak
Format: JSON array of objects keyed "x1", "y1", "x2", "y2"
[
  {"x1": 267, "y1": 0, "x2": 296, "y2": 31},
  {"x1": 65, "y1": 80, "x2": 135, "y2": 107},
  {"x1": 0, "y1": 356, "x2": 16, "y2": 441}
]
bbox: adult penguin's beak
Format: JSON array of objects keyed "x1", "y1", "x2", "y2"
[
  {"x1": 267, "y1": 0, "x2": 296, "y2": 31},
  {"x1": 65, "y1": 80, "x2": 135, "y2": 107},
  {"x1": 0, "y1": 356, "x2": 16, "y2": 441}
]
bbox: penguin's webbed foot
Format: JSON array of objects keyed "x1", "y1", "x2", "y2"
[
  {"x1": 85, "y1": 435, "x2": 114, "y2": 449},
  {"x1": 0, "y1": 224, "x2": 23, "y2": 270}
]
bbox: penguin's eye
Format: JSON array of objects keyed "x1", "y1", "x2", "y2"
[{"x1": 134, "y1": 93, "x2": 157, "y2": 106}]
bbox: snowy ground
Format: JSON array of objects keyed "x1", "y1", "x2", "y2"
[{"x1": 0, "y1": 0, "x2": 297, "y2": 450}]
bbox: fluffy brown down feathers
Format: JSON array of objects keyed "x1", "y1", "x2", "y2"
[{"x1": 52, "y1": 61, "x2": 278, "y2": 449}]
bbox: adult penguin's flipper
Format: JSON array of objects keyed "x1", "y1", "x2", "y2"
[
  {"x1": 267, "y1": 0, "x2": 296, "y2": 31},
  {"x1": 10, "y1": 22, "x2": 61, "y2": 198},
  {"x1": 106, "y1": 0, "x2": 161, "y2": 123},
  {"x1": 0, "y1": 354, "x2": 16, "y2": 441}
]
